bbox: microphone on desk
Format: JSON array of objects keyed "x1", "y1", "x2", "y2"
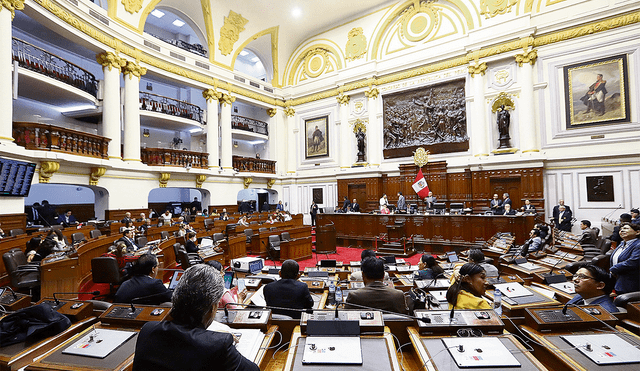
[
  {"x1": 2, "y1": 286, "x2": 18, "y2": 301},
  {"x1": 603, "y1": 204, "x2": 624, "y2": 221},
  {"x1": 130, "y1": 292, "x2": 172, "y2": 312},
  {"x1": 52, "y1": 291, "x2": 101, "y2": 305},
  {"x1": 543, "y1": 237, "x2": 582, "y2": 285},
  {"x1": 336, "y1": 300, "x2": 432, "y2": 324}
]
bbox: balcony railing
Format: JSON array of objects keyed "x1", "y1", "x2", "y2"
[
  {"x1": 12, "y1": 122, "x2": 109, "y2": 159},
  {"x1": 149, "y1": 33, "x2": 207, "y2": 57},
  {"x1": 142, "y1": 148, "x2": 209, "y2": 169},
  {"x1": 12, "y1": 38, "x2": 98, "y2": 97},
  {"x1": 231, "y1": 115, "x2": 268, "y2": 136},
  {"x1": 139, "y1": 92, "x2": 204, "y2": 124},
  {"x1": 233, "y1": 155, "x2": 276, "y2": 174}
]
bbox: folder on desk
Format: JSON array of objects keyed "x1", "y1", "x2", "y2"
[
  {"x1": 442, "y1": 337, "x2": 520, "y2": 368},
  {"x1": 302, "y1": 320, "x2": 362, "y2": 365},
  {"x1": 62, "y1": 329, "x2": 135, "y2": 358},
  {"x1": 494, "y1": 283, "x2": 533, "y2": 298}
]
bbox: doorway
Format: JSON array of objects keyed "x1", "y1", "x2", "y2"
[{"x1": 348, "y1": 184, "x2": 367, "y2": 212}]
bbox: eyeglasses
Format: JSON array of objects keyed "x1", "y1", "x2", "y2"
[{"x1": 573, "y1": 274, "x2": 595, "y2": 281}]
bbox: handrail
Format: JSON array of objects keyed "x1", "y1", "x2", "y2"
[
  {"x1": 12, "y1": 122, "x2": 110, "y2": 159},
  {"x1": 139, "y1": 91, "x2": 205, "y2": 124},
  {"x1": 231, "y1": 115, "x2": 268, "y2": 136},
  {"x1": 141, "y1": 147, "x2": 209, "y2": 169},
  {"x1": 232, "y1": 155, "x2": 276, "y2": 174},
  {"x1": 149, "y1": 33, "x2": 207, "y2": 57},
  {"x1": 11, "y1": 38, "x2": 98, "y2": 97}
]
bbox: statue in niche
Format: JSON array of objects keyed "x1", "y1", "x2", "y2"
[
  {"x1": 355, "y1": 127, "x2": 366, "y2": 162},
  {"x1": 497, "y1": 104, "x2": 511, "y2": 149}
]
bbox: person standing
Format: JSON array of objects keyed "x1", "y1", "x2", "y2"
[
  {"x1": 609, "y1": 223, "x2": 640, "y2": 295},
  {"x1": 397, "y1": 192, "x2": 406, "y2": 212},
  {"x1": 489, "y1": 194, "x2": 502, "y2": 215},
  {"x1": 552, "y1": 200, "x2": 572, "y2": 225},
  {"x1": 310, "y1": 202, "x2": 318, "y2": 227},
  {"x1": 276, "y1": 201, "x2": 284, "y2": 211},
  {"x1": 555, "y1": 205, "x2": 573, "y2": 232},
  {"x1": 379, "y1": 194, "x2": 388, "y2": 211},
  {"x1": 342, "y1": 196, "x2": 350, "y2": 212},
  {"x1": 350, "y1": 199, "x2": 360, "y2": 213},
  {"x1": 580, "y1": 73, "x2": 608, "y2": 116}
]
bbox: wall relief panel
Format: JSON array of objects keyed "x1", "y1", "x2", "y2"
[{"x1": 383, "y1": 79, "x2": 468, "y2": 159}]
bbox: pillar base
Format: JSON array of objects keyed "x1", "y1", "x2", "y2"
[{"x1": 491, "y1": 148, "x2": 519, "y2": 155}]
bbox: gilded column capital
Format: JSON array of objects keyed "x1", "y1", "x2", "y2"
[
  {"x1": 284, "y1": 107, "x2": 295, "y2": 117},
  {"x1": 243, "y1": 177, "x2": 253, "y2": 189},
  {"x1": 39, "y1": 161, "x2": 59, "y2": 183},
  {"x1": 122, "y1": 60, "x2": 147, "y2": 80},
  {"x1": 364, "y1": 87, "x2": 379, "y2": 99},
  {"x1": 267, "y1": 179, "x2": 276, "y2": 189},
  {"x1": 96, "y1": 52, "x2": 126, "y2": 72},
  {"x1": 515, "y1": 49, "x2": 538, "y2": 67},
  {"x1": 202, "y1": 88, "x2": 222, "y2": 102},
  {"x1": 195, "y1": 174, "x2": 207, "y2": 188},
  {"x1": 159, "y1": 173, "x2": 170, "y2": 188},
  {"x1": 337, "y1": 93, "x2": 350, "y2": 105},
  {"x1": 267, "y1": 108, "x2": 277, "y2": 117},
  {"x1": 1, "y1": 0, "x2": 24, "y2": 20},
  {"x1": 468, "y1": 62, "x2": 487, "y2": 77},
  {"x1": 221, "y1": 93, "x2": 236, "y2": 106},
  {"x1": 89, "y1": 167, "x2": 106, "y2": 185}
]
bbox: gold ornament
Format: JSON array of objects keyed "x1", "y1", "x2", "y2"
[
  {"x1": 39, "y1": 161, "x2": 59, "y2": 183},
  {"x1": 351, "y1": 119, "x2": 367, "y2": 134},
  {"x1": 468, "y1": 62, "x2": 487, "y2": 77},
  {"x1": 515, "y1": 49, "x2": 538, "y2": 67},
  {"x1": 267, "y1": 179, "x2": 276, "y2": 189},
  {"x1": 243, "y1": 177, "x2": 253, "y2": 189},
  {"x1": 491, "y1": 92, "x2": 515, "y2": 113},
  {"x1": 267, "y1": 108, "x2": 277, "y2": 117},
  {"x1": 345, "y1": 27, "x2": 367, "y2": 61},
  {"x1": 302, "y1": 48, "x2": 332, "y2": 79},
  {"x1": 218, "y1": 11, "x2": 248, "y2": 56},
  {"x1": 159, "y1": 173, "x2": 170, "y2": 188},
  {"x1": 96, "y1": 52, "x2": 126, "y2": 71},
  {"x1": 122, "y1": 60, "x2": 147, "y2": 79},
  {"x1": 121, "y1": 0, "x2": 143, "y2": 14},
  {"x1": 365, "y1": 87, "x2": 379, "y2": 99},
  {"x1": 1, "y1": 0, "x2": 24, "y2": 20},
  {"x1": 195, "y1": 174, "x2": 207, "y2": 188},
  {"x1": 221, "y1": 93, "x2": 236, "y2": 106},
  {"x1": 284, "y1": 107, "x2": 295, "y2": 117},
  {"x1": 480, "y1": 0, "x2": 517, "y2": 19},
  {"x1": 202, "y1": 88, "x2": 222, "y2": 102},
  {"x1": 89, "y1": 167, "x2": 106, "y2": 186},
  {"x1": 413, "y1": 148, "x2": 430, "y2": 167},
  {"x1": 336, "y1": 93, "x2": 350, "y2": 106}
]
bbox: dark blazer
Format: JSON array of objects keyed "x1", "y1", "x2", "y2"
[
  {"x1": 263, "y1": 279, "x2": 314, "y2": 319},
  {"x1": 121, "y1": 217, "x2": 133, "y2": 224},
  {"x1": 552, "y1": 204, "x2": 573, "y2": 221},
  {"x1": 117, "y1": 236, "x2": 137, "y2": 252},
  {"x1": 114, "y1": 275, "x2": 173, "y2": 305},
  {"x1": 504, "y1": 209, "x2": 516, "y2": 215},
  {"x1": 342, "y1": 198, "x2": 350, "y2": 211},
  {"x1": 58, "y1": 214, "x2": 77, "y2": 226},
  {"x1": 567, "y1": 294, "x2": 618, "y2": 313},
  {"x1": 132, "y1": 321, "x2": 259, "y2": 371},
  {"x1": 610, "y1": 238, "x2": 640, "y2": 294},
  {"x1": 185, "y1": 240, "x2": 198, "y2": 254},
  {"x1": 345, "y1": 281, "x2": 407, "y2": 314},
  {"x1": 490, "y1": 199, "x2": 502, "y2": 214},
  {"x1": 351, "y1": 203, "x2": 360, "y2": 212},
  {"x1": 556, "y1": 209, "x2": 573, "y2": 231}
]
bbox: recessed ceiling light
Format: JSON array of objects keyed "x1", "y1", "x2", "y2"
[
  {"x1": 172, "y1": 19, "x2": 185, "y2": 27},
  {"x1": 251, "y1": 56, "x2": 260, "y2": 63},
  {"x1": 240, "y1": 50, "x2": 249, "y2": 56},
  {"x1": 151, "y1": 10, "x2": 165, "y2": 18},
  {"x1": 292, "y1": 7, "x2": 302, "y2": 18}
]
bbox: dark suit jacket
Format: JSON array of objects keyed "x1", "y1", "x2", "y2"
[
  {"x1": 185, "y1": 240, "x2": 198, "y2": 254},
  {"x1": 117, "y1": 236, "x2": 137, "y2": 252},
  {"x1": 567, "y1": 294, "x2": 618, "y2": 313},
  {"x1": 132, "y1": 321, "x2": 259, "y2": 371},
  {"x1": 552, "y1": 204, "x2": 573, "y2": 221},
  {"x1": 121, "y1": 217, "x2": 133, "y2": 224},
  {"x1": 504, "y1": 209, "x2": 516, "y2": 215},
  {"x1": 114, "y1": 275, "x2": 173, "y2": 305},
  {"x1": 345, "y1": 281, "x2": 407, "y2": 314},
  {"x1": 610, "y1": 238, "x2": 640, "y2": 294},
  {"x1": 556, "y1": 210, "x2": 573, "y2": 231},
  {"x1": 59, "y1": 214, "x2": 77, "y2": 226},
  {"x1": 351, "y1": 203, "x2": 360, "y2": 212},
  {"x1": 263, "y1": 279, "x2": 314, "y2": 319}
]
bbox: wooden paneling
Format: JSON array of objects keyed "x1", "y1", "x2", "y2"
[
  {"x1": 0, "y1": 213, "x2": 27, "y2": 235},
  {"x1": 105, "y1": 208, "x2": 150, "y2": 222}
]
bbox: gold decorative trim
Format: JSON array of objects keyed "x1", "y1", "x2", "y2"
[
  {"x1": 218, "y1": 10, "x2": 248, "y2": 56},
  {"x1": 492, "y1": 148, "x2": 518, "y2": 154},
  {"x1": 221, "y1": 93, "x2": 236, "y2": 106},
  {"x1": 96, "y1": 52, "x2": 126, "y2": 71},
  {"x1": 39, "y1": 161, "x2": 59, "y2": 183},
  {"x1": 351, "y1": 118, "x2": 367, "y2": 134},
  {"x1": 121, "y1": 0, "x2": 143, "y2": 14},
  {"x1": 491, "y1": 92, "x2": 515, "y2": 113},
  {"x1": 267, "y1": 178, "x2": 276, "y2": 189},
  {"x1": 89, "y1": 167, "x2": 106, "y2": 185},
  {"x1": 195, "y1": 174, "x2": 207, "y2": 188},
  {"x1": 337, "y1": 93, "x2": 350, "y2": 105},
  {"x1": 284, "y1": 107, "x2": 295, "y2": 117},
  {"x1": 468, "y1": 62, "x2": 487, "y2": 77},
  {"x1": 201, "y1": 0, "x2": 216, "y2": 63},
  {"x1": 522, "y1": 149, "x2": 540, "y2": 153},
  {"x1": 267, "y1": 108, "x2": 277, "y2": 117},
  {"x1": 480, "y1": 0, "x2": 517, "y2": 19},
  {"x1": 108, "y1": 156, "x2": 122, "y2": 159},
  {"x1": 230, "y1": 27, "x2": 280, "y2": 87},
  {"x1": 122, "y1": 158, "x2": 142, "y2": 162},
  {"x1": 0, "y1": 136, "x2": 15, "y2": 141},
  {"x1": 122, "y1": 60, "x2": 147, "y2": 79},
  {"x1": 202, "y1": 88, "x2": 222, "y2": 102},
  {"x1": 413, "y1": 148, "x2": 430, "y2": 167},
  {"x1": 159, "y1": 173, "x2": 170, "y2": 188},
  {"x1": 1, "y1": 0, "x2": 24, "y2": 20},
  {"x1": 515, "y1": 49, "x2": 537, "y2": 67},
  {"x1": 243, "y1": 177, "x2": 253, "y2": 189},
  {"x1": 345, "y1": 27, "x2": 367, "y2": 61},
  {"x1": 365, "y1": 86, "x2": 380, "y2": 99}
]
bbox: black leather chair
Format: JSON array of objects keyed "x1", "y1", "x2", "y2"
[
  {"x1": 72, "y1": 232, "x2": 87, "y2": 245},
  {"x1": 258, "y1": 227, "x2": 268, "y2": 234},
  {"x1": 161, "y1": 230, "x2": 169, "y2": 240},
  {"x1": 90, "y1": 229, "x2": 102, "y2": 239},
  {"x1": 244, "y1": 229, "x2": 254, "y2": 244},
  {"x1": 213, "y1": 233, "x2": 225, "y2": 242},
  {"x1": 267, "y1": 235, "x2": 281, "y2": 261},
  {"x1": 176, "y1": 247, "x2": 202, "y2": 269},
  {"x1": 136, "y1": 236, "x2": 148, "y2": 248},
  {"x1": 270, "y1": 227, "x2": 277, "y2": 231},
  {"x1": 204, "y1": 218, "x2": 215, "y2": 230},
  {"x1": 9, "y1": 229, "x2": 25, "y2": 237},
  {"x1": 3, "y1": 249, "x2": 40, "y2": 293},
  {"x1": 91, "y1": 256, "x2": 122, "y2": 297},
  {"x1": 280, "y1": 232, "x2": 291, "y2": 241}
]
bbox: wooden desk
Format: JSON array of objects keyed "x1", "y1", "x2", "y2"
[
  {"x1": 280, "y1": 237, "x2": 312, "y2": 261},
  {"x1": 282, "y1": 325, "x2": 401, "y2": 371},
  {"x1": 485, "y1": 286, "x2": 560, "y2": 317}
]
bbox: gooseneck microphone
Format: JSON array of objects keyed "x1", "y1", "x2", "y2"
[{"x1": 52, "y1": 291, "x2": 101, "y2": 305}]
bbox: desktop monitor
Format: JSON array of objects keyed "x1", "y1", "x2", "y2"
[
  {"x1": 446, "y1": 251, "x2": 459, "y2": 263},
  {"x1": 382, "y1": 256, "x2": 397, "y2": 265},
  {"x1": 319, "y1": 259, "x2": 337, "y2": 268},
  {"x1": 433, "y1": 203, "x2": 446, "y2": 215}
]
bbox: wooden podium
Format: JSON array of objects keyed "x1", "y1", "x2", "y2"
[{"x1": 315, "y1": 223, "x2": 336, "y2": 254}]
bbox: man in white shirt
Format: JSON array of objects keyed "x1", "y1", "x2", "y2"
[
  {"x1": 160, "y1": 210, "x2": 173, "y2": 224},
  {"x1": 379, "y1": 194, "x2": 388, "y2": 210}
]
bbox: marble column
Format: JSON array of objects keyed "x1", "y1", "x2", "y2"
[
  {"x1": 516, "y1": 50, "x2": 538, "y2": 153},
  {"x1": 365, "y1": 87, "x2": 380, "y2": 166},
  {"x1": 0, "y1": 1, "x2": 24, "y2": 144},
  {"x1": 203, "y1": 89, "x2": 222, "y2": 169},
  {"x1": 337, "y1": 94, "x2": 351, "y2": 169},
  {"x1": 469, "y1": 62, "x2": 489, "y2": 156},
  {"x1": 121, "y1": 60, "x2": 146, "y2": 162},
  {"x1": 267, "y1": 108, "x2": 282, "y2": 174},
  {"x1": 285, "y1": 107, "x2": 296, "y2": 174},
  {"x1": 220, "y1": 93, "x2": 235, "y2": 171},
  {"x1": 96, "y1": 52, "x2": 125, "y2": 159}
]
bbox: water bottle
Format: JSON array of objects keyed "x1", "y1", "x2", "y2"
[
  {"x1": 335, "y1": 286, "x2": 343, "y2": 304},
  {"x1": 493, "y1": 288, "x2": 503, "y2": 316},
  {"x1": 328, "y1": 281, "x2": 336, "y2": 305}
]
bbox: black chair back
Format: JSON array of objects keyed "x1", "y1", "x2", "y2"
[{"x1": 90, "y1": 229, "x2": 102, "y2": 239}]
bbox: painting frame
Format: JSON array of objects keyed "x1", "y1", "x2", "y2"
[
  {"x1": 564, "y1": 54, "x2": 630, "y2": 129},
  {"x1": 305, "y1": 116, "x2": 329, "y2": 159}
]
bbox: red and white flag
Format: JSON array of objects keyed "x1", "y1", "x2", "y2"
[{"x1": 412, "y1": 169, "x2": 430, "y2": 199}]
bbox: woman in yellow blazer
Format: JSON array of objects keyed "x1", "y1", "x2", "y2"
[{"x1": 446, "y1": 263, "x2": 491, "y2": 310}]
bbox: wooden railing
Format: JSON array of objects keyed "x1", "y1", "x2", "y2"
[
  {"x1": 141, "y1": 147, "x2": 209, "y2": 169},
  {"x1": 232, "y1": 155, "x2": 276, "y2": 174},
  {"x1": 231, "y1": 115, "x2": 268, "y2": 135},
  {"x1": 12, "y1": 122, "x2": 110, "y2": 159},
  {"x1": 139, "y1": 91, "x2": 204, "y2": 124}
]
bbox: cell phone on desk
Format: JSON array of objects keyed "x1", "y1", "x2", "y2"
[
  {"x1": 224, "y1": 271, "x2": 234, "y2": 290},
  {"x1": 237, "y1": 278, "x2": 246, "y2": 292}
]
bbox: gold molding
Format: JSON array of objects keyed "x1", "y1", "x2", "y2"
[
  {"x1": 468, "y1": 62, "x2": 487, "y2": 77},
  {"x1": 515, "y1": 49, "x2": 537, "y2": 67},
  {"x1": 1, "y1": 0, "x2": 24, "y2": 20},
  {"x1": 89, "y1": 166, "x2": 106, "y2": 185},
  {"x1": 351, "y1": 118, "x2": 367, "y2": 134},
  {"x1": 218, "y1": 10, "x2": 248, "y2": 56},
  {"x1": 491, "y1": 92, "x2": 515, "y2": 113},
  {"x1": 267, "y1": 178, "x2": 276, "y2": 189},
  {"x1": 221, "y1": 93, "x2": 235, "y2": 106},
  {"x1": 202, "y1": 88, "x2": 222, "y2": 102},
  {"x1": 267, "y1": 108, "x2": 277, "y2": 117},
  {"x1": 159, "y1": 173, "x2": 170, "y2": 188},
  {"x1": 480, "y1": 0, "x2": 517, "y2": 19},
  {"x1": 121, "y1": 0, "x2": 143, "y2": 14},
  {"x1": 201, "y1": 0, "x2": 216, "y2": 64},
  {"x1": 230, "y1": 27, "x2": 281, "y2": 88},
  {"x1": 122, "y1": 60, "x2": 147, "y2": 79},
  {"x1": 96, "y1": 52, "x2": 126, "y2": 71},
  {"x1": 365, "y1": 86, "x2": 380, "y2": 99},
  {"x1": 345, "y1": 27, "x2": 367, "y2": 61},
  {"x1": 39, "y1": 161, "x2": 59, "y2": 183},
  {"x1": 337, "y1": 93, "x2": 350, "y2": 106},
  {"x1": 413, "y1": 148, "x2": 430, "y2": 167},
  {"x1": 195, "y1": 174, "x2": 207, "y2": 188},
  {"x1": 243, "y1": 177, "x2": 253, "y2": 189},
  {"x1": 284, "y1": 107, "x2": 295, "y2": 117}
]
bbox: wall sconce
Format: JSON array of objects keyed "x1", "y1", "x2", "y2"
[
  {"x1": 143, "y1": 129, "x2": 150, "y2": 137},
  {"x1": 233, "y1": 141, "x2": 238, "y2": 148}
]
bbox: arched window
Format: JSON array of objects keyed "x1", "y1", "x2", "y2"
[{"x1": 235, "y1": 49, "x2": 268, "y2": 82}]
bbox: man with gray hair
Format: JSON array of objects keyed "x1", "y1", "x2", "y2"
[{"x1": 132, "y1": 264, "x2": 259, "y2": 371}]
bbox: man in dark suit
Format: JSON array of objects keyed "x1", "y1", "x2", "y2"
[
  {"x1": 27, "y1": 203, "x2": 41, "y2": 224},
  {"x1": 345, "y1": 257, "x2": 407, "y2": 314},
  {"x1": 114, "y1": 254, "x2": 172, "y2": 305},
  {"x1": 631, "y1": 208, "x2": 640, "y2": 224},
  {"x1": 552, "y1": 199, "x2": 572, "y2": 224},
  {"x1": 567, "y1": 265, "x2": 618, "y2": 313},
  {"x1": 556, "y1": 205, "x2": 573, "y2": 232},
  {"x1": 424, "y1": 191, "x2": 437, "y2": 210},
  {"x1": 263, "y1": 260, "x2": 314, "y2": 319},
  {"x1": 184, "y1": 231, "x2": 199, "y2": 254},
  {"x1": 117, "y1": 228, "x2": 137, "y2": 252},
  {"x1": 609, "y1": 213, "x2": 632, "y2": 244},
  {"x1": 350, "y1": 198, "x2": 360, "y2": 213},
  {"x1": 39, "y1": 200, "x2": 58, "y2": 226},
  {"x1": 132, "y1": 264, "x2": 259, "y2": 371},
  {"x1": 502, "y1": 193, "x2": 512, "y2": 211},
  {"x1": 58, "y1": 210, "x2": 77, "y2": 227},
  {"x1": 397, "y1": 192, "x2": 406, "y2": 212},
  {"x1": 121, "y1": 212, "x2": 133, "y2": 224},
  {"x1": 489, "y1": 194, "x2": 502, "y2": 215}
]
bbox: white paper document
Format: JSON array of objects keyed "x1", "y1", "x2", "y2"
[{"x1": 494, "y1": 283, "x2": 533, "y2": 298}]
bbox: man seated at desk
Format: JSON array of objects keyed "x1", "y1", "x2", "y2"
[
  {"x1": 567, "y1": 264, "x2": 618, "y2": 313},
  {"x1": 114, "y1": 254, "x2": 172, "y2": 305},
  {"x1": 520, "y1": 229, "x2": 543, "y2": 256},
  {"x1": 350, "y1": 249, "x2": 390, "y2": 281},
  {"x1": 58, "y1": 209, "x2": 77, "y2": 227},
  {"x1": 263, "y1": 259, "x2": 314, "y2": 319},
  {"x1": 117, "y1": 228, "x2": 137, "y2": 253},
  {"x1": 346, "y1": 257, "x2": 408, "y2": 314},
  {"x1": 132, "y1": 264, "x2": 259, "y2": 371}
]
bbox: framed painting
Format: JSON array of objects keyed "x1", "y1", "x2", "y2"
[
  {"x1": 564, "y1": 54, "x2": 630, "y2": 129},
  {"x1": 305, "y1": 116, "x2": 329, "y2": 159},
  {"x1": 586, "y1": 175, "x2": 614, "y2": 202}
]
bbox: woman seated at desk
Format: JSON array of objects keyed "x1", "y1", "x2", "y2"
[
  {"x1": 446, "y1": 263, "x2": 491, "y2": 310},
  {"x1": 415, "y1": 254, "x2": 445, "y2": 280},
  {"x1": 206, "y1": 261, "x2": 247, "y2": 309}
]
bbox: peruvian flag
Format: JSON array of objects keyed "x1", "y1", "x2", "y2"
[{"x1": 412, "y1": 169, "x2": 430, "y2": 199}]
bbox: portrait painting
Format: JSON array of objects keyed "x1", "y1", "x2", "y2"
[
  {"x1": 305, "y1": 116, "x2": 329, "y2": 159},
  {"x1": 564, "y1": 54, "x2": 630, "y2": 128},
  {"x1": 312, "y1": 188, "x2": 323, "y2": 204},
  {"x1": 586, "y1": 175, "x2": 614, "y2": 202}
]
